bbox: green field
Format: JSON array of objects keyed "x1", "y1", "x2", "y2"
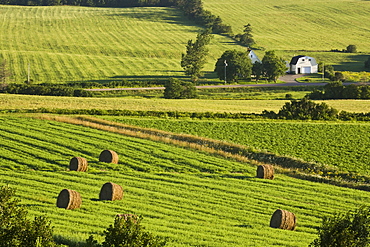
[
  {"x1": 0, "y1": 5, "x2": 242, "y2": 84},
  {"x1": 2, "y1": 93, "x2": 370, "y2": 113},
  {"x1": 106, "y1": 117, "x2": 370, "y2": 175},
  {"x1": 203, "y1": 0, "x2": 370, "y2": 71},
  {"x1": 1, "y1": 1, "x2": 369, "y2": 85},
  {"x1": 1, "y1": 115, "x2": 370, "y2": 247}
]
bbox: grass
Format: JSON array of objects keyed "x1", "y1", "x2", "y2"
[
  {"x1": 105, "y1": 117, "x2": 370, "y2": 175},
  {"x1": 0, "y1": 5, "x2": 242, "y2": 84},
  {"x1": 203, "y1": 0, "x2": 370, "y2": 71},
  {"x1": 1, "y1": 2, "x2": 370, "y2": 86},
  {"x1": 1, "y1": 115, "x2": 370, "y2": 246},
  {"x1": 1, "y1": 93, "x2": 370, "y2": 113}
]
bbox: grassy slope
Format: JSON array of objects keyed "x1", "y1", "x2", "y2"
[
  {"x1": 1, "y1": 115, "x2": 370, "y2": 247},
  {"x1": 0, "y1": 5, "x2": 242, "y2": 84},
  {"x1": 2, "y1": 93, "x2": 370, "y2": 113},
  {"x1": 203, "y1": 0, "x2": 370, "y2": 71}
]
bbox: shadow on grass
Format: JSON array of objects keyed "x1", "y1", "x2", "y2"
[
  {"x1": 335, "y1": 54, "x2": 370, "y2": 72},
  {"x1": 54, "y1": 235, "x2": 86, "y2": 247}
]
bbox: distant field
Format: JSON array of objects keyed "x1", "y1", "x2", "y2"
[
  {"x1": 1, "y1": 94, "x2": 370, "y2": 113},
  {"x1": 108, "y1": 117, "x2": 370, "y2": 174},
  {"x1": 0, "y1": 5, "x2": 242, "y2": 84},
  {"x1": 1, "y1": 116, "x2": 370, "y2": 246},
  {"x1": 203, "y1": 0, "x2": 370, "y2": 71}
]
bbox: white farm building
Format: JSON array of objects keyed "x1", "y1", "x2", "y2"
[{"x1": 289, "y1": 55, "x2": 318, "y2": 74}]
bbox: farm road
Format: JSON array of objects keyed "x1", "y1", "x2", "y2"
[{"x1": 85, "y1": 74, "x2": 326, "y2": 91}]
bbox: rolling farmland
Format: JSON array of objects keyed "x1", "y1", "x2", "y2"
[
  {"x1": 1, "y1": 115, "x2": 370, "y2": 246},
  {"x1": 203, "y1": 0, "x2": 370, "y2": 71},
  {"x1": 0, "y1": 5, "x2": 242, "y2": 84}
]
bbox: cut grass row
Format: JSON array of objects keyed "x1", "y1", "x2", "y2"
[
  {"x1": 1, "y1": 115, "x2": 370, "y2": 246},
  {"x1": 1, "y1": 93, "x2": 370, "y2": 113}
]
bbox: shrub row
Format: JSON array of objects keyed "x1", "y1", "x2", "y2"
[
  {"x1": 307, "y1": 82, "x2": 370, "y2": 100},
  {"x1": 2, "y1": 84, "x2": 93, "y2": 97}
]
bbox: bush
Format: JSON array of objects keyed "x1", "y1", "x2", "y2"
[
  {"x1": 310, "y1": 206, "x2": 370, "y2": 247},
  {"x1": 86, "y1": 215, "x2": 167, "y2": 247},
  {"x1": 277, "y1": 97, "x2": 338, "y2": 120},
  {"x1": 0, "y1": 185, "x2": 56, "y2": 247},
  {"x1": 164, "y1": 78, "x2": 197, "y2": 99}
]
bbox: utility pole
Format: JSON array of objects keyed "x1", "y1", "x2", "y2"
[
  {"x1": 224, "y1": 60, "x2": 228, "y2": 84},
  {"x1": 322, "y1": 63, "x2": 324, "y2": 82}
]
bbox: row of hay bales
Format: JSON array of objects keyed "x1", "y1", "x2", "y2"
[
  {"x1": 69, "y1": 150, "x2": 119, "y2": 172},
  {"x1": 56, "y1": 182, "x2": 124, "y2": 210},
  {"x1": 256, "y1": 164, "x2": 297, "y2": 230}
]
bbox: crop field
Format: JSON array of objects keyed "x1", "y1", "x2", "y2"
[
  {"x1": 1, "y1": 93, "x2": 370, "y2": 113},
  {"x1": 106, "y1": 117, "x2": 370, "y2": 175},
  {"x1": 1, "y1": 115, "x2": 370, "y2": 246},
  {"x1": 203, "y1": 0, "x2": 370, "y2": 71},
  {"x1": 0, "y1": 5, "x2": 242, "y2": 84}
]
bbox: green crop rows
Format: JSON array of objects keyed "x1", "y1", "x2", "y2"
[
  {"x1": 1, "y1": 116, "x2": 370, "y2": 246},
  {"x1": 105, "y1": 117, "x2": 370, "y2": 175}
]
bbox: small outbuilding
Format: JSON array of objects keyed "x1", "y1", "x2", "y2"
[
  {"x1": 247, "y1": 49, "x2": 261, "y2": 64},
  {"x1": 289, "y1": 55, "x2": 318, "y2": 74}
]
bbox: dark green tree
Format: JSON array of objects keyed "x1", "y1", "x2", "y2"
[
  {"x1": 214, "y1": 50, "x2": 252, "y2": 83},
  {"x1": 252, "y1": 61, "x2": 263, "y2": 81},
  {"x1": 324, "y1": 81, "x2": 344, "y2": 99},
  {"x1": 0, "y1": 185, "x2": 56, "y2": 247},
  {"x1": 86, "y1": 215, "x2": 167, "y2": 247},
  {"x1": 235, "y1": 23, "x2": 255, "y2": 47},
  {"x1": 181, "y1": 29, "x2": 212, "y2": 82},
  {"x1": 261, "y1": 50, "x2": 286, "y2": 82},
  {"x1": 164, "y1": 78, "x2": 197, "y2": 99},
  {"x1": 346, "y1": 44, "x2": 357, "y2": 53},
  {"x1": 323, "y1": 64, "x2": 335, "y2": 81},
  {"x1": 310, "y1": 206, "x2": 370, "y2": 247}
]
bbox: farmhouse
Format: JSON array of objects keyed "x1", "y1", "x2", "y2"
[
  {"x1": 247, "y1": 49, "x2": 261, "y2": 64},
  {"x1": 289, "y1": 55, "x2": 318, "y2": 74}
]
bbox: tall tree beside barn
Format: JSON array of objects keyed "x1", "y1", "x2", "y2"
[
  {"x1": 181, "y1": 29, "x2": 212, "y2": 82},
  {"x1": 262, "y1": 51, "x2": 286, "y2": 82}
]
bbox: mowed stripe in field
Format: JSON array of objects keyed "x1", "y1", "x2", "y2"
[{"x1": 1, "y1": 6, "x2": 234, "y2": 83}]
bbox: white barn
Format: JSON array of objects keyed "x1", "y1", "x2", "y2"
[{"x1": 289, "y1": 55, "x2": 318, "y2": 74}]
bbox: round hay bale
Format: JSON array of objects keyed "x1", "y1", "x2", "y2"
[
  {"x1": 99, "y1": 150, "x2": 119, "y2": 164},
  {"x1": 99, "y1": 182, "x2": 123, "y2": 201},
  {"x1": 56, "y1": 189, "x2": 82, "y2": 210},
  {"x1": 69, "y1": 157, "x2": 88, "y2": 172},
  {"x1": 256, "y1": 164, "x2": 274, "y2": 179},
  {"x1": 270, "y1": 209, "x2": 296, "y2": 230}
]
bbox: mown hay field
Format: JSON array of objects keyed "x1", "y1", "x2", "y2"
[
  {"x1": 203, "y1": 0, "x2": 370, "y2": 71},
  {"x1": 1, "y1": 93, "x2": 370, "y2": 113},
  {"x1": 0, "y1": 5, "x2": 242, "y2": 84},
  {"x1": 1, "y1": 115, "x2": 370, "y2": 246},
  {"x1": 107, "y1": 117, "x2": 370, "y2": 175}
]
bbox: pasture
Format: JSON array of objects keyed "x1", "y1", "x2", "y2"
[
  {"x1": 1, "y1": 1, "x2": 369, "y2": 85},
  {"x1": 0, "y1": 5, "x2": 242, "y2": 84},
  {"x1": 1, "y1": 115, "x2": 370, "y2": 246},
  {"x1": 203, "y1": 0, "x2": 370, "y2": 71}
]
